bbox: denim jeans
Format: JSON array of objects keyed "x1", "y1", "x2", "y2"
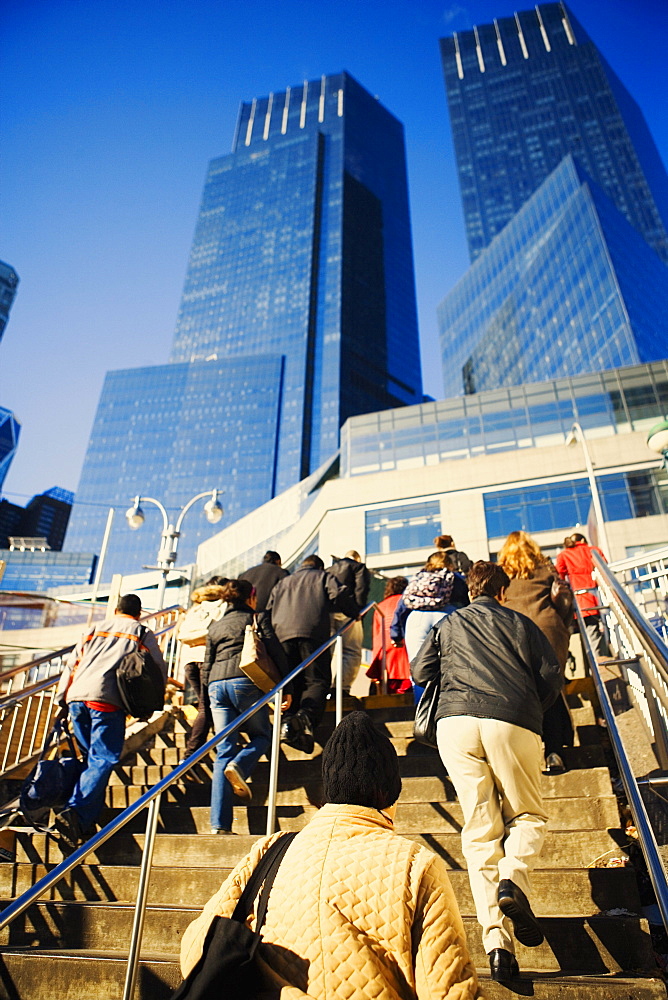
[
  {"x1": 208, "y1": 677, "x2": 271, "y2": 832},
  {"x1": 68, "y1": 701, "x2": 126, "y2": 830}
]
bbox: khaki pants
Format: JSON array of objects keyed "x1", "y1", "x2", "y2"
[
  {"x1": 437, "y1": 716, "x2": 547, "y2": 954},
  {"x1": 330, "y1": 613, "x2": 363, "y2": 691}
]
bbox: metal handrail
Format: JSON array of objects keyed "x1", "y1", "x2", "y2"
[
  {"x1": 573, "y1": 597, "x2": 668, "y2": 933},
  {"x1": 0, "y1": 601, "x2": 380, "y2": 1000}
]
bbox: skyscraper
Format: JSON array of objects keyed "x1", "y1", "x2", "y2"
[
  {"x1": 437, "y1": 2, "x2": 668, "y2": 395},
  {"x1": 0, "y1": 262, "x2": 19, "y2": 345},
  {"x1": 66, "y1": 72, "x2": 422, "y2": 578},
  {"x1": 0, "y1": 261, "x2": 20, "y2": 488},
  {"x1": 440, "y1": 3, "x2": 668, "y2": 263}
]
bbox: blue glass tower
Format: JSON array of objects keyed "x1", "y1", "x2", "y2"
[
  {"x1": 440, "y1": 3, "x2": 668, "y2": 264},
  {"x1": 0, "y1": 262, "x2": 19, "y2": 345},
  {"x1": 171, "y1": 71, "x2": 422, "y2": 491},
  {"x1": 438, "y1": 156, "x2": 668, "y2": 396},
  {"x1": 67, "y1": 72, "x2": 422, "y2": 577}
]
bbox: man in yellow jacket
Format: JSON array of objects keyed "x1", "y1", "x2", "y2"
[{"x1": 180, "y1": 711, "x2": 481, "y2": 999}]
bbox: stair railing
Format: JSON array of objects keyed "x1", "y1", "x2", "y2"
[
  {"x1": 0, "y1": 607, "x2": 182, "y2": 778},
  {"x1": 0, "y1": 602, "x2": 381, "y2": 1000},
  {"x1": 578, "y1": 554, "x2": 668, "y2": 932}
]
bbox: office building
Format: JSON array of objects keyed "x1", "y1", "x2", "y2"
[
  {"x1": 438, "y1": 156, "x2": 668, "y2": 396},
  {"x1": 439, "y1": 3, "x2": 668, "y2": 263},
  {"x1": 0, "y1": 409, "x2": 20, "y2": 493},
  {"x1": 0, "y1": 262, "x2": 19, "y2": 345},
  {"x1": 197, "y1": 361, "x2": 668, "y2": 586},
  {"x1": 67, "y1": 72, "x2": 422, "y2": 579}
]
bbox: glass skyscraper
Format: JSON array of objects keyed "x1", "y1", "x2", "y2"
[
  {"x1": 440, "y1": 2, "x2": 668, "y2": 264},
  {"x1": 438, "y1": 156, "x2": 668, "y2": 396},
  {"x1": 67, "y1": 72, "x2": 422, "y2": 578}
]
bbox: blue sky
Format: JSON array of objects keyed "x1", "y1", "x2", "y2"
[{"x1": 2, "y1": 0, "x2": 667, "y2": 503}]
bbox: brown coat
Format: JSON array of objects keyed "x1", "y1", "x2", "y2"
[{"x1": 503, "y1": 565, "x2": 571, "y2": 669}]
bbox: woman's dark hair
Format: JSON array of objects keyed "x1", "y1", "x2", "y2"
[
  {"x1": 570, "y1": 533, "x2": 587, "y2": 544},
  {"x1": 384, "y1": 576, "x2": 408, "y2": 599},
  {"x1": 434, "y1": 534, "x2": 454, "y2": 549},
  {"x1": 467, "y1": 561, "x2": 510, "y2": 600},
  {"x1": 220, "y1": 579, "x2": 254, "y2": 604},
  {"x1": 206, "y1": 575, "x2": 228, "y2": 587}
]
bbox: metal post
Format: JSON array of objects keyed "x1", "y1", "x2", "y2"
[
  {"x1": 568, "y1": 422, "x2": 611, "y2": 559},
  {"x1": 334, "y1": 634, "x2": 343, "y2": 725},
  {"x1": 155, "y1": 569, "x2": 168, "y2": 613},
  {"x1": 379, "y1": 608, "x2": 387, "y2": 696},
  {"x1": 266, "y1": 689, "x2": 282, "y2": 836},
  {"x1": 87, "y1": 507, "x2": 114, "y2": 627},
  {"x1": 122, "y1": 792, "x2": 162, "y2": 1000}
]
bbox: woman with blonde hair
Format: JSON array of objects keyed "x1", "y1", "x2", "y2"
[{"x1": 497, "y1": 531, "x2": 573, "y2": 774}]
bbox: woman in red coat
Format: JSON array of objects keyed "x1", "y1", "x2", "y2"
[{"x1": 367, "y1": 577, "x2": 412, "y2": 694}]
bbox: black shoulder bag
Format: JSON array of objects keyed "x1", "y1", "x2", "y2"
[
  {"x1": 172, "y1": 831, "x2": 297, "y2": 1000},
  {"x1": 116, "y1": 625, "x2": 166, "y2": 720}
]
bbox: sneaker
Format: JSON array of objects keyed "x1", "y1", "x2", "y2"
[
  {"x1": 55, "y1": 807, "x2": 85, "y2": 847},
  {"x1": 210, "y1": 828, "x2": 236, "y2": 835},
  {"x1": 545, "y1": 752, "x2": 566, "y2": 775},
  {"x1": 498, "y1": 879, "x2": 544, "y2": 947},
  {"x1": 224, "y1": 762, "x2": 252, "y2": 800}
]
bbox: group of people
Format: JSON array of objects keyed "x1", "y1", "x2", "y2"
[{"x1": 54, "y1": 528, "x2": 608, "y2": 996}]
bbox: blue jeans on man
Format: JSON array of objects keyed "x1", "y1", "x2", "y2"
[
  {"x1": 208, "y1": 677, "x2": 271, "y2": 832},
  {"x1": 67, "y1": 701, "x2": 126, "y2": 830}
]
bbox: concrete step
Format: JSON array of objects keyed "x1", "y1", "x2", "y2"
[
  {"x1": 0, "y1": 901, "x2": 655, "y2": 974},
  {"x1": 102, "y1": 765, "x2": 614, "y2": 808},
  {"x1": 102, "y1": 794, "x2": 621, "y2": 835},
  {"x1": 0, "y1": 950, "x2": 663, "y2": 1000},
  {"x1": 14, "y1": 828, "x2": 629, "y2": 870},
  {"x1": 0, "y1": 863, "x2": 641, "y2": 916}
]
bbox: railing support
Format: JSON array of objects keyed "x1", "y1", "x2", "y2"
[
  {"x1": 334, "y1": 634, "x2": 343, "y2": 726},
  {"x1": 266, "y1": 689, "x2": 282, "y2": 836},
  {"x1": 122, "y1": 791, "x2": 162, "y2": 1000}
]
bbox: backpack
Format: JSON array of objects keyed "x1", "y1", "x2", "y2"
[
  {"x1": 20, "y1": 717, "x2": 84, "y2": 831},
  {"x1": 116, "y1": 626, "x2": 166, "y2": 720},
  {"x1": 403, "y1": 568, "x2": 455, "y2": 610},
  {"x1": 178, "y1": 601, "x2": 225, "y2": 647}
]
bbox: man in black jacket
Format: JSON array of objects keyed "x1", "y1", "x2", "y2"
[
  {"x1": 267, "y1": 554, "x2": 359, "y2": 752},
  {"x1": 239, "y1": 551, "x2": 289, "y2": 612},
  {"x1": 411, "y1": 561, "x2": 562, "y2": 984},
  {"x1": 329, "y1": 550, "x2": 371, "y2": 694}
]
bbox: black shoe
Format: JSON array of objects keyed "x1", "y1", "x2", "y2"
[
  {"x1": 498, "y1": 879, "x2": 544, "y2": 947},
  {"x1": 545, "y1": 752, "x2": 566, "y2": 775},
  {"x1": 488, "y1": 948, "x2": 520, "y2": 981},
  {"x1": 281, "y1": 711, "x2": 315, "y2": 754},
  {"x1": 55, "y1": 807, "x2": 85, "y2": 847}
]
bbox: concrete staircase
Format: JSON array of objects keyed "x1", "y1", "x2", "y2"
[{"x1": 0, "y1": 692, "x2": 666, "y2": 998}]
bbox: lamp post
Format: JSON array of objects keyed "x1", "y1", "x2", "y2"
[
  {"x1": 647, "y1": 419, "x2": 668, "y2": 471},
  {"x1": 565, "y1": 421, "x2": 611, "y2": 560},
  {"x1": 125, "y1": 490, "x2": 224, "y2": 609}
]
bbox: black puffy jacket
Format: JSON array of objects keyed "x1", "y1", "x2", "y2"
[
  {"x1": 202, "y1": 604, "x2": 290, "y2": 691},
  {"x1": 411, "y1": 595, "x2": 562, "y2": 736}
]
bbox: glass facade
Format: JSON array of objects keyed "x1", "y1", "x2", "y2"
[
  {"x1": 438, "y1": 157, "x2": 668, "y2": 397},
  {"x1": 0, "y1": 261, "x2": 19, "y2": 345},
  {"x1": 66, "y1": 357, "x2": 285, "y2": 578},
  {"x1": 69, "y1": 72, "x2": 422, "y2": 581},
  {"x1": 341, "y1": 361, "x2": 668, "y2": 477},
  {"x1": 484, "y1": 468, "x2": 668, "y2": 539},
  {"x1": 0, "y1": 550, "x2": 96, "y2": 593},
  {"x1": 0, "y1": 408, "x2": 20, "y2": 492},
  {"x1": 171, "y1": 71, "x2": 421, "y2": 489},
  {"x1": 440, "y1": 3, "x2": 668, "y2": 264},
  {"x1": 365, "y1": 501, "x2": 442, "y2": 555}
]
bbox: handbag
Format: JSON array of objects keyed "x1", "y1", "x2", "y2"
[
  {"x1": 20, "y1": 716, "x2": 85, "y2": 831},
  {"x1": 172, "y1": 832, "x2": 297, "y2": 999},
  {"x1": 116, "y1": 625, "x2": 166, "y2": 720},
  {"x1": 413, "y1": 676, "x2": 440, "y2": 749},
  {"x1": 239, "y1": 618, "x2": 282, "y2": 694}
]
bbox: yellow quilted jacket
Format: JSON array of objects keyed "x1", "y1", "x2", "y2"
[{"x1": 180, "y1": 803, "x2": 482, "y2": 999}]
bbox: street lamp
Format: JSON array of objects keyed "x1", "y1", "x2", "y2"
[
  {"x1": 125, "y1": 489, "x2": 224, "y2": 609},
  {"x1": 647, "y1": 419, "x2": 668, "y2": 470},
  {"x1": 565, "y1": 421, "x2": 610, "y2": 559}
]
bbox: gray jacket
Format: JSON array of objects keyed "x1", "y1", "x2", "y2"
[{"x1": 57, "y1": 614, "x2": 167, "y2": 709}]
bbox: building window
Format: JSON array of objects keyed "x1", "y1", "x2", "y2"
[
  {"x1": 365, "y1": 501, "x2": 441, "y2": 555},
  {"x1": 484, "y1": 470, "x2": 668, "y2": 539}
]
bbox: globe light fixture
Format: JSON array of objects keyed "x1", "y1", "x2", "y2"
[
  {"x1": 203, "y1": 489, "x2": 224, "y2": 524},
  {"x1": 125, "y1": 497, "x2": 145, "y2": 530}
]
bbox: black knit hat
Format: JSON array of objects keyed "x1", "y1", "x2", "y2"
[{"x1": 321, "y1": 711, "x2": 402, "y2": 810}]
